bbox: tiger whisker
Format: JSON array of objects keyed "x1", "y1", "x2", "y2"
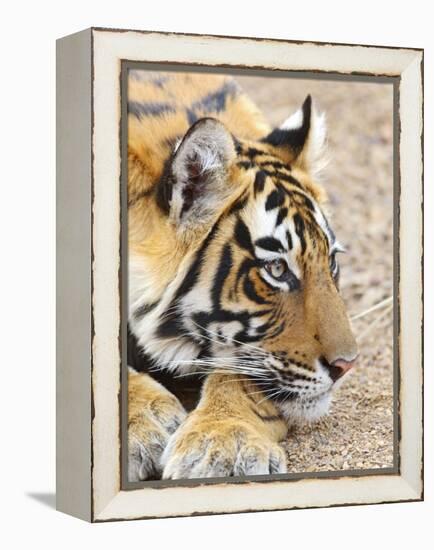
[
  {"x1": 218, "y1": 377, "x2": 267, "y2": 386},
  {"x1": 166, "y1": 359, "x2": 263, "y2": 371},
  {"x1": 357, "y1": 304, "x2": 393, "y2": 342},
  {"x1": 350, "y1": 295, "x2": 393, "y2": 321},
  {"x1": 198, "y1": 328, "x2": 279, "y2": 361},
  {"x1": 167, "y1": 360, "x2": 267, "y2": 372},
  {"x1": 154, "y1": 326, "x2": 268, "y2": 367},
  {"x1": 187, "y1": 328, "x2": 267, "y2": 358},
  {"x1": 256, "y1": 388, "x2": 284, "y2": 406},
  {"x1": 162, "y1": 357, "x2": 268, "y2": 372},
  {"x1": 173, "y1": 368, "x2": 268, "y2": 379},
  {"x1": 190, "y1": 320, "x2": 271, "y2": 357},
  {"x1": 152, "y1": 303, "x2": 181, "y2": 322},
  {"x1": 245, "y1": 387, "x2": 272, "y2": 398},
  {"x1": 173, "y1": 369, "x2": 228, "y2": 378}
]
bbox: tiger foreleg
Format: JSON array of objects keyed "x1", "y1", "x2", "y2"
[
  {"x1": 161, "y1": 373, "x2": 288, "y2": 479},
  {"x1": 128, "y1": 368, "x2": 187, "y2": 481}
]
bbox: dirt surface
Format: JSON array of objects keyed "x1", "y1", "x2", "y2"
[{"x1": 236, "y1": 75, "x2": 395, "y2": 472}]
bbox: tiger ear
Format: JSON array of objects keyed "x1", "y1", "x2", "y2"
[
  {"x1": 262, "y1": 95, "x2": 327, "y2": 177},
  {"x1": 159, "y1": 117, "x2": 237, "y2": 230}
]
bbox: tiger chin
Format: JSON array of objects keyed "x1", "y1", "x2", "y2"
[{"x1": 127, "y1": 72, "x2": 358, "y2": 481}]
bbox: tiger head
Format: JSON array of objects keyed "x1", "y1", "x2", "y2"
[{"x1": 130, "y1": 95, "x2": 358, "y2": 423}]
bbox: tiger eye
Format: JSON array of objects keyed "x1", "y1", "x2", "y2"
[
  {"x1": 263, "y1": 259, "x2": 300, "y2": 291},
  {"x1": 266, "y1": 259, "x2": 288, "y2": 279}
]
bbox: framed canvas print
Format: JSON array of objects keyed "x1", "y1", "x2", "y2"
[{"x1": 56, "y1": 28, "x2": 423, "y2": 522}]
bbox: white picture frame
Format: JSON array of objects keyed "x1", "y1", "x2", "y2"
[{"x1": 56, "y1": 27, "x2": 423, "y2": 522}]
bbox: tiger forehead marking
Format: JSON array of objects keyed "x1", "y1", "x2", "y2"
[
  {"x1": 128, "y1": 72, "x2": 357, "y2": 423},
  {"x1": 232, "y1": 150, "x2": 333, "y2": 262}
]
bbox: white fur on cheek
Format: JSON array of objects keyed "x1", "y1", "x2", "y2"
[{"x1": 129, "y1": 251, "x2": 203, "y2": 373}]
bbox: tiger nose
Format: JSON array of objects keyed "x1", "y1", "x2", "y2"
[{"x1": 325, "y1": 357, "x2": 357, "y2": 382}]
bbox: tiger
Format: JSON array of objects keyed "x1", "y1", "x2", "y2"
[{"x1": 127, "y1": 71, "x2": 358, "y2": 481}]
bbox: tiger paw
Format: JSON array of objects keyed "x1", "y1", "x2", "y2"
[
  {"x1": 161, "y1": 413, "x2": 287, "y2": 479},
  {"x1": 128, "y1": 371, "x2": 187, "y2": 481},
  {"x1": 128, "y1": 415, "x2": 185, "y2": 482}
]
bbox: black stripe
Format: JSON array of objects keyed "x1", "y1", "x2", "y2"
[
  {"x1": 293, "y1": 213, "x2": 307, "y2": 254},
  {"x1": 157, "y1": 221, "x2": 221, "y2": 339},
  {"x1": 246, "y1": 147, "x2": 268, "y2": 159},
  {"x1": 128, "y1": 101, "x2": 175, "y2": 118},
  {"x1": 192, "y1": 306, "x2": 271, "y2": 343},
  {"x1": 235, "y1": 257, "x2": 258, "y2": 293},
  {"x1": 286, "y1": 230, "x2": 293, "y2": 250},
  {"x1": 237, "y1": 160, "x2": 254, "y2": 170},
  {"x1": 258, "y1": 160, "x2": 290, "y2": 171},
  {"x1": 186, "y1": 80, "x2": 239, "y2": 124},
  {"x1": 275, "y1": 207, "x2": 288, "y2": 227},
  {"x1": 234, "y1": 218, "x2": 254, "y2": 255},
  {"x1": 252, "y1": 409, "x2": 284, "y2": 422},
  {"x1": 233, "y1": 137, "x2": 243, "y2": 155},
  {"x1": 243, "y1": 275, "x2": 270, "y2": 305},
  {"x1": 261, "y1": 323, "x2": 285, "y2": 341},
  {"x1": 254, "y1": 319, "x2": 278, "y2": 335},
  {"x1": 174, "y1": 222, "x2": 220, "y2": 301},
  {"x1": 191, "y1": 80, "x2": 238, "y2": 113},
  {"x1": 282, "y1": 188, "x2": 316, "y2": 212},
  {"x1": 265, "y1": 188, "x2": 285, "y2": 211},
  {"x1": 263, "y1": 170, "x2": 303, "y2": 189},
  {"x1": 156, "y1": 309, "x2": 184, "y2": 339},
  {"x1": 302, "y1": 195, "x2": 315, "y2": 211},
  {"x1": 277, "y1": 172, "x2": 303, "y2": 189},
  {"x1": 127, "y1": 327, "x2": 157, "y2": 373},
  {"x1": 253, "y1": 170, "x2": 266, "y2": 196},
  {"x1": 211, "y1": 244, "x2": 233, "y2": 308},
  {"x1": 255, "y1": 237, "x2": 285, "y2": 253}
]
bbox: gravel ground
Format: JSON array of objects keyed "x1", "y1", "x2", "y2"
[{"x1": 236, "y1": 75, "x2": 395, "y2": 472}]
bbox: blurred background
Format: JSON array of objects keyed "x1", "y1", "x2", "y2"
[{"x1": 236, "y1": 74, "x2": 394, "y2": 472}]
